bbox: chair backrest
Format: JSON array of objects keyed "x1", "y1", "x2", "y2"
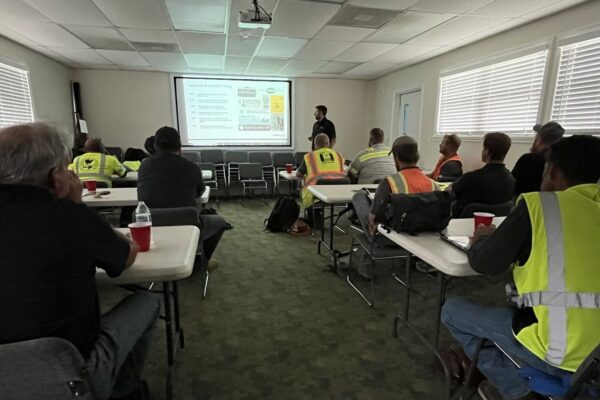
[
  {"x1": 200, "y1": 149, "x2": 224, "y2": 164},
  {"x1": 149, "y1": 207, "x2": 199, "y2": 226},
  {"x1": 238, "y1": 163, "x2": 264, "y2": 180},
  {"x1": 272, "y1": 152, "x2": 295, "y2": 167},
  {"x1": 0, "y1": 337, "x2": 95, "y2": 399},
  {"x1": 181, "y1": 151, "x2": 200, "y2": 162},
  {"x1": 249, "y1": 152, "x2": 272, "y2": 166},
  {"x1": 460, "y1": 201, "x2": 514, "y2": 218},
  {"x1": 565, "y1": 342, "x2": 600, "y2": 399},
  {"x1": 294, "y1": 152, "x2": 307, "y2": 167},
  {"x1": 105, "y1": 146, "x2": 123, "y2": 162},
  {"x1": 224, "y1": 151, "x2": 249, "y2": 164},
  {"x1": 123, "y1": 148, "x2": 147, "y2": 162},
  {"x1": 197, "y1": 162, "x2": 216, "y2": 179},
  {"x1": 314, "y1": 177, "x2": 351, "y2": 186}
]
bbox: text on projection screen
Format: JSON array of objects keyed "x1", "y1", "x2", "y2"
[{"x1": 176, "y1": 77, "x2": 291, "y2": 147}]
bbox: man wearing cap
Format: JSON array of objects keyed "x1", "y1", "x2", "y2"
[
  {"x1": 347, "y1": 128, "x2": 396, "y2": 184},
  {"x1": 427, "y1": 134, "x2": 463, "y2": 182},
  {"x1": 512, "y1": 122, "x2": 565, "y2": 197}
]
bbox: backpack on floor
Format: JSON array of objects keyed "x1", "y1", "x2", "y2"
[{"x1": 264, "y1": 196, "x2": 300, "y2": 232}]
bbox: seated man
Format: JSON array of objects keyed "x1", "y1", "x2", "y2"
[
  {"x1": 450, "y1": 132, "x2": 515, "y2": 217},
  {"x1": 368, "y1": 136, "x2": 438, "y2": 235},
  {"x1": 296, "y1": 133, "x2": 346, "y2": 211},
  {"x1": 427, "y1": 133, "x2": 463, "y2": 182},
  {"x1": 144, "y1": 136, "x2": 156, "y2": 155},
  {"x1": 137, "y1": 126, "x2": 227, "y2": 267},
  {"x1": 441, "y1": 135, "x2": 600, "y2": 400},
  {"x1": 69, "y1": 137, "x2": 126, "y2": 187},
  {"x1": 0, "y1": 123, "x2": 159, "y2": 400},
  {"x1": 347, "y1": 128, "x2": 396, "y2": 184},
  {"x1": 512, "y1": 122, "x2": 565, "y2": 197}
]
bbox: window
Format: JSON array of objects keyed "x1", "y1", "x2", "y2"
[
  {"x1": 0, "y1": 62, "x2": 34, "y2": 128},
  {"x1": 552, "y1": 36, "x2": 600, "y2": 133},
  {"x1": 437, "y1": 50, "x2": 548, "y2": 136}
]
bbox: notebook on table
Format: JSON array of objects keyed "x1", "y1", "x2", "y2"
[{"x1": 440, "y1": 234, "x2": 470, "y2": 253}]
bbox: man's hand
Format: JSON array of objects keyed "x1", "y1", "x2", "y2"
[
  {"x1": 66, "y1": 171, "x2": 83, "y2": 203},
  {"x1": 470, "y1": 224, "x2": 496, "y2": 245}
]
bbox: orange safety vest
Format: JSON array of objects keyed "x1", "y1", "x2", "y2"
[
  {"x1": 301, "y1": 148, "x2": 346, "y2": 208},
  {"x1": 386, "y1": 168, "x2": 437, "y2": 194},
  {"x1": 431, "y1": 154, "x2": 462, "y2": 180}
]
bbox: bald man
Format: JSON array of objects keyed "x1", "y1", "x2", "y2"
[{"x1": 69, "y1": 137, "x2": 126, "y2": 187}]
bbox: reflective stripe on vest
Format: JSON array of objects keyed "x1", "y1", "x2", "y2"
[
  {"x1": 73, "y1": 153, "x2": 111, "y2": 185},
  {"x1": 304, "y1": 149, "x2": 345, "y2": 187},
  {"x1": 432, "y1": 154, "x2": 461, "y2": 180},
  {"x1": 386, "y1": 169, "x2": 436, "y2": 194},
  {"x1": 358, "y1": 149, "x2": 390, "y2": 163}
]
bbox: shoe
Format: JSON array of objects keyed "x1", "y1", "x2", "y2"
[{"x1": 207, "y1": 259, "x2": 219, "y2": 272}]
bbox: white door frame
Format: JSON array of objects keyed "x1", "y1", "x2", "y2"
[{"x1": 390, "y1": 87, "x2": 424, "y2": 146}]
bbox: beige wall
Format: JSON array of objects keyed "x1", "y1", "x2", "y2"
[
  {"x1": 72, "y1": 69, "x2": 371, "y2": 157},
  {"x1": 0, "y1": 36, "x2": 73, "y2": 144},
  {"x1": 369, "y1": 0, "x2": 600, "y2": 172}
]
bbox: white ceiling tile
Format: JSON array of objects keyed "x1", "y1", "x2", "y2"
[
  {"x1": 176, "y1": 32, "x2": 226, "y2": 54},
  {"x1": 317, "y1": 61, "x2": 361, "y2": 74},
  {"x1": 0, "y1": 0, "x2": 50, "y2": 23},
  {"x1": 66, "y1": 26, "x2": 134, "y2": 50},
  {"x1": 256, "y1": 36, "x2": 307, "y2": 58},
  {"x1": 334, "y1": 42, "x2": 398, "y2": 62},
  {"x1": 518, "y1": 0, "x2": 587, "y2": 19},
  {"x1": 32, "y1": 46, "x2": 78, "y2": 66},
  {"x1": 92, "y1": 0, "x2": 171, "y2": 29},
  {"x1": 81, "y1": 63, "x2": 119, "y2": 70},
  {"x1": 24, "y1": 0, "x2": 112, "y2": 26},
  {"x1": 247, "y1": 57, "x2": 289, "y2": 74},
  {"x1": 294, "y1": 40, "x2": 354, "y2": 61},
  {"x1": 224, "y1": 56, "x2": 251, "y2": 72},
  {"x1": 365, "y1": 11, "x2": 454, "y2": 43},
  {"x1": 344, "y1": 62, "x2": 399, "y2": 77},
  {"x1": 371, "y1": 43, "x2": 440, "y2": 63},
  {"x1": 142, "y1": 52, "x2": 187, "y2": 68},
  {"x1": 0, "y1": 25, "x2": 41, "y2": 48},
  {"x1": 279, "y1": 59, "x2": 326, "y2": 75},
  {"x1": 47, "y1": 47, "x2": 110, "y2": 64},
  {"x1": 96, "y1": 50, "x2": 150, "y2": 66},
  {"x1": 0, "y1": 22, "x2": 89, "y2": 48},
  {"x1": 226, "y1": 35, "x2": 261, "y2": 57},
  {"x1": 165, "y1": 0, "x2": 227, "y2": 33},
  {"x1": 314, "y1": 26, "x2": 376, "y2": 42},
  {"x1": 186, "y1": 54, "x2": 224, "y2": 69},
  {"x1": 347, "y1": 0, "x2": 421, "y2": 10},
  {"x1": 119, "y1": 29, "x2": 177, "y2": 43},
  {"x1": 410, "y1": 0, "x2": 494, "y2": 14},
  {"x1": 267, "y1": 0, "x2": 341, "y2": 39},
  {"x1": 469, "y1": 0, "x2": 562, "y2": 18},
  {"x1": 406, "y1": 15, "x2": 508, "y2": 45}
]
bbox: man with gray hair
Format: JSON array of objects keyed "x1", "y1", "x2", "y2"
[{"x1": 0, "y1": 123, "x2": 160, "y2": 400}]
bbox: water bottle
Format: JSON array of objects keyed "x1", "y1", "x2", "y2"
[{"x1": 135, "y1": 201, "x2": 153, "y2": 241}]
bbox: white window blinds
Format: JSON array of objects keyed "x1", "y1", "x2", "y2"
[
  {"x1": 552, "y1": 36, "x2": 600, "y2": 133},
  {"x1": 437, "y1": 50, "x2": 547, "y2": 136},
  {"x1": 0, "y1": 62, "x2": 34, "y2": 128}
]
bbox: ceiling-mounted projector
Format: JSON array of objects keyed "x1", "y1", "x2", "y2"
[{"x1": 238, "y1": 0, "x2": 272, "y2": 30}]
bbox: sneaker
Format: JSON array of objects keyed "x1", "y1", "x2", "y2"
[{"x1": 207, "y1": 259, "x2": 219, "y2": 272}]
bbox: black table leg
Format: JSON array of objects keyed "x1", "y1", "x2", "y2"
[
  {"x1": 172, "y1": 282, "x2": 184, "y2": 349},
  {"x1": 163, "y1": 281, "x2": 174, "y2": 367}
]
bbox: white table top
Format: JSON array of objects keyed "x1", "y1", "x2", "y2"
[
  {"x1": 96, "y1": 225, "x2": 200, "y2": 284},
  {"x1": 279, "y1": 170, "x2": 298, "y2": 180},
  {"x1": 113, "y1": 170, "x2": 211, "y2": 182},
  {"x1": 83, "y1": 187, "x2": 210, "y2": 207},
  {"x1": 308, "y1": 184, "x2": 378, "y2": 204},
  {"x1": 199, "y1": 186, "x2": 210, "y2": 204},
  {"x1": 201, "y1": 170, "x2": 213, "y2": 180},
  {"x1": 377, "y1": 217, "x2": 505, "y2": 277}
]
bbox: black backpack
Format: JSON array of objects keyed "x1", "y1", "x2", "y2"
[
  {"x1": 378, "y1": 191, "x2": 452, "y2": 235},
  {"x1": 264, "y1": 196, "x2": 300, "y2": 232}
]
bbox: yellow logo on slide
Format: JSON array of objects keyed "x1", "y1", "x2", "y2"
[{"x1": 270, "y1": 95, "x2": 284, "y2": 113}]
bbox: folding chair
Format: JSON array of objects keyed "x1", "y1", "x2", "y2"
[
  {"x1": 224, "y1": 151, "x2": 249, "y2": 195},
  {"x1": 200, "y1": 150, "x2": 227, "y2": 194},
  {"x1": 272, "y1": 152, "x2": 296, "y2": 191},
  {"x1": 294, "y1": 151, "x2": 307, "y2": 168},
  {"x1": 249, "y1": 152, "x2": 275, "y2": 193},
  {"x1": 105, "y1": 146, "x2": 123, "y2": 162},
  {"x1": 181, "y1": 151, "x2": 200, "y2": 163},
  {"x1": 197, "y1": 162, "x2": 219, "y2": 206},
  {"x1": 238, "y1": 163, "x2": 269, "y2": 199}
]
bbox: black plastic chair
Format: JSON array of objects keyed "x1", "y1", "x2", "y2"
[
  {"x1": 249, "y1": 152, "x2": 275, "y2": 193},
  {"x1": 294, "y1": 151, "x2": 307, "y2": 168},
  {"x1": 238, "y1": 163, "x2": 268, "y2": 199},
  {"x1": 460, "y1": 201, "x2": 514, "y2": 218},
  {"x1": 272, "y1": 152, "x2": 296, "y2": 191},
  {"x1": 181, "y1": 151, "x2": 200, "y2": 163},
  {"x1": 224, "y1": 151, "x2": 249, "y2": 192},
  {"x1": 105, "y1": 146, "x2": 123, "y2": 162}
]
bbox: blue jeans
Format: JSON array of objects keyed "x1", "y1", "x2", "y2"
[
  {"x1": 441, "y1": 297, "x2": 572, "y2": 399},
  {"x1": 86, "y1": 291, "x2": 160, "y2": 400}
]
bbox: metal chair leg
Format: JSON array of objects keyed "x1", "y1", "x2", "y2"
[{"x1": 346, "y1": 237, "x2": 374, "y2": 307}]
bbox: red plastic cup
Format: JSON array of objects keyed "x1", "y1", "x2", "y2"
[
  {"x1": 129, "y1": 222, "x2": 152, "y2": 252},
  {"x1": 285, "y1": 164, "x2": 293, "y2": 173},
  {"x1": 84, "y1": 180, "x2": 97, "y2": 194},
  {"x1": 473, "y1": 212, "x2": 495, "y2": 231}
]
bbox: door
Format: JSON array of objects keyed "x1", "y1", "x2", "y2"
[{"x1": 395, "y1": 90, "x2": 422, "y2": 141}]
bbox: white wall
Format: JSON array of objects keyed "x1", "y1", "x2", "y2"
[
  {"x1": 72, "y1": 69, "x2": 371, "y2": 158},
  {"x1": 369, "y1": 0, "x2": 600, "y2": 172},
  {"x1": 0, "y1": 36, "x2": 73, "y2": 144}
]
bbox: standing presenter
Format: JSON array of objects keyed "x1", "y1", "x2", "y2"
[{"x1": 308, "y1": 105, "x2": 336, "y2": 150}]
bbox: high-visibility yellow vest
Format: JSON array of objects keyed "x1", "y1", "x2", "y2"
[
  {"x1": 69, "y1": 152, "x2": 126, "y2": 187},
  {"x1": 301, "y1": 147, "x2": 345, "y2": 208},
  {"x1": 513, "y1": 184, "x2": 600, "y2": 372},
  {"x1": 386, "y1": 168, "x2": 437, "y2": 194}
]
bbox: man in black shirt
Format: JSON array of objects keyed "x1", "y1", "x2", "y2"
[
  {"x1": 450, "y1": 132, "x2": 515, "y2": 217},
  {"x1": 309, "y1": 105, "x2": 336, "y2": 149},
  {"x1": 0, "y1": 124, "x2": 159, "y2": 400},
  {"x1": 441, "y1": 135, "x2": 600, "y2": 400},
  {"x1": 138, "y1": 127, "x2": 227, "y2": 264},
  {"x1": 512, "y1": 122, "x2": 565, "y2": 197}
]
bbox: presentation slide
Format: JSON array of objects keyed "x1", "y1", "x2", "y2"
[{"x1": 174, "y1": 77, "x2": 291, "y2": 147}]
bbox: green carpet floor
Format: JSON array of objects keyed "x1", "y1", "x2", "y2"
[{"x1": 99, "y1": 199, "x2": 511, "y2": 400}]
